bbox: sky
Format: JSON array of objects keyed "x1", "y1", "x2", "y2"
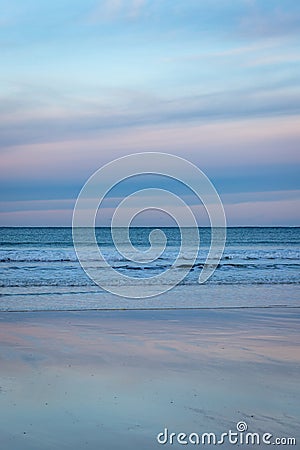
[{"x1": 0, "y1": 0, "x2": 300, "y2": 226}]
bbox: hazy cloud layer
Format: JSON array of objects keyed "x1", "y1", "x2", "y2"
[{"x1": 0, "y1": 0, "x2": 299, "y2": 225}]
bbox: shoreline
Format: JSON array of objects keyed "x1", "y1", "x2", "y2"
[
  {"x1": 0, "y1": 304, "x2": 299, "y2": 313},
  {"x1": 1, "y1": 284, "x2": 300, "y2": 312}
]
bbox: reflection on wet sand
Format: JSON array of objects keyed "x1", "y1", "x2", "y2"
[{"x1": 0, "y1": 308, "x2": 299, "y2": 450}]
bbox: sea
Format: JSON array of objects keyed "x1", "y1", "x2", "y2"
[{"x1": 0, "y1": 227, "x2": 299, "y2": 311}]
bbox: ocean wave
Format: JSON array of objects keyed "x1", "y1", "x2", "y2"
[
  {"x1": 1, "y1": 278, "x2": 300, "y2": 288},
  {"x1": 0, "y1": 248, "x2": 299, "y2": 263}
]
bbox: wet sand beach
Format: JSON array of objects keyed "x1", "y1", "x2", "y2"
[{"x1": 0, "y1": 308, "x2": 299, "y2": 449}]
